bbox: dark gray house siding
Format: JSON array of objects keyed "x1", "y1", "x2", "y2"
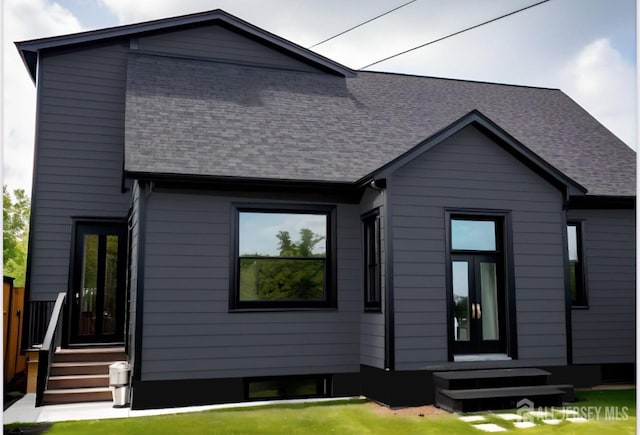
[
  {"x1": 138, "y1": 189, "x2": 361, "y2": 380},
  {"x1": 136, "y1": 24, "x2": 321, "y2": 72},
  {"x1": 28, "y1": 42, "x2": 130, "y2": 302},
  {"x1": 359, "y1": 188, "x2": 386, "y2": 369},
  {"x1": 568, "y1": 209, "x2": 635, "y2": 364},
  {"x1": 390, "y1": 125, "x2": 567, "y2": 370}
]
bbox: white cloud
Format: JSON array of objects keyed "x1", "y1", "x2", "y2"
[
  {"x1": 559, "y1": 38, "x2": 636, "y2": 148},
  {"x1": 3, "y1": 0, "x2": 83, "y2": 192}
]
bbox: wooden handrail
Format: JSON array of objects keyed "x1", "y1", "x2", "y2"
[
  {"x1": 40, "y1": 292, "x2": 65, "y2": 351},
  {"x1": 36, "y1": 292, "x2": 66, "y2": 407}
]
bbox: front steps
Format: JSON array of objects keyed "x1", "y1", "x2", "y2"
[
  {"x1": 434, "y1": 368, "x2": 574, "y2": 413},
  {"x1": 43, "y1": 347, "x2": 126, "y2": 405}
]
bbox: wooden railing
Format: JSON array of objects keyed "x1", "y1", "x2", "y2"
[{"x1": 35, "y1": 292, "x2": 66, "y2": 407}]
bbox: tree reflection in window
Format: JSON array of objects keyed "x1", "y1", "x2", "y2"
[{"x1": 239, "y1": 212, "x2": 327, "y2": 302}]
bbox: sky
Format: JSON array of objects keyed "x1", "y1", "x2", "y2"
[
  {"x1": 239, "y1": 212, "x2": 327, "y2": 256},
  {"x1": 2, "y1": 0, "x2": 637, "y2": 194}
]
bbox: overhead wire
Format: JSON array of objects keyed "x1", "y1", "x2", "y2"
[
  {"x1": 360, "y1": 0, "x2": 551, "y2": 69},
  {"x1": 308, "y1": 0, "x2": 418, "y2": 49}
]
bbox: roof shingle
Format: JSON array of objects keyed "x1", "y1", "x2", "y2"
[{"x1": 124, "y1": 53, "x2": 635, "y2": 196}]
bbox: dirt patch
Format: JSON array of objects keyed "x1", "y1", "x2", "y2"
[{"x1": 367, "y1": 401, "x2": 449, "y2": 417}]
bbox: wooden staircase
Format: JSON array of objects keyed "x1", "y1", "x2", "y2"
[
  {"x1": 434, "y1": 368, "x2": 574, "y2": 413},
  {"x1": 43, "y1": 347, "x2": 127, "y2": 405}
]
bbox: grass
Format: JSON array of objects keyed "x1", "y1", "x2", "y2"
[{"x1": 4, "y1": 389, "x2": 635, "y2": 434}]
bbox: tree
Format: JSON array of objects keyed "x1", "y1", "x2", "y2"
[{"x1": 3, "y1": 185, "x2": 30, "y2": 287}]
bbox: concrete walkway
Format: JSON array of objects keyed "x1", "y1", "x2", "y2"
[{"x1": 3, "y1": 394, "x2": 361, "y2": 424}]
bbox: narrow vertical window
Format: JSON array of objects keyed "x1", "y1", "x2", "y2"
[
  {"x1": 567, "y1": 222, "x2": 587, "y2": 307},
  {"x1": 363, "y1": 210, "x2": 381, "y2": 311}
]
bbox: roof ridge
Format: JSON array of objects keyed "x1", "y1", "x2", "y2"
[{"x1": 357, "y1": 69, "x2": 560, "y2": 91}]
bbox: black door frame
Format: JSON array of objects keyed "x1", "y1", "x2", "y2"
[
  {"x1": 65, "y1": 218, "x2": 127, "y2": 347},
  {"x1": 450, "y1": 254, "x2": 506, "y2": 355},
  {"x1": 445, "y1": 209, "x2": 518, "y2": 361}
]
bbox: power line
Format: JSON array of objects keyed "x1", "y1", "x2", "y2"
[
  {"x1": 360, "y1": 0, "x2": 551, "y2": 69},
  {"x1": 309, "y1": 0, "x2": 418, "y2": 49}
]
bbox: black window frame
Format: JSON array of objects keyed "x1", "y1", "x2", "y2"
[
  {"x1": 230, "y1": 204, "x2": 337, "y2": 311},
  {"x1": 244, "y1": 374, "x2": 329, "y2": 401},
  {"x1": 567, "y1": 221, "x2": 588, "y2": 308},
  {"x1": 362, "y1": 209, "x2": 382, "y2": 312}
]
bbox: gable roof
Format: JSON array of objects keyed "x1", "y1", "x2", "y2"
[
  {"x1": 125, "y1": 52, "x2": 635, "y2": 196},
  {"x1": 15, "y1": 9, "x2": 355, "y2": 81}
]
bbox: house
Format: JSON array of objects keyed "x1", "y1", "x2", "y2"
[{"x1": 16, "y1": 9, "x2": 635, "y2": 410}]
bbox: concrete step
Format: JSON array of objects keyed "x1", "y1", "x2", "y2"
[
  {"x1": 43, "y1": 387, "x2": 112, "y2": 405},
  {"x1": 433, "y1": 368, "x2": 550, "y2": 390},
  {"x1": 48, "y1": 374, "x2": 109, "y2": 390},
  {"x1": 52, "y1": 347, "x2": 126, "y2": 363},
  {"x1": 50, "y1": 361, "x2": 113, "y2": 376},
  {"x1": 436, "y1": 385, "x2": 565, "y2": 413}
]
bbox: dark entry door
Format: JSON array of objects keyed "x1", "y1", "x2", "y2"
[
  {"x1": 451, "y1": 254, "x2": 506, "y2": 355},
  {"x1": 70, "y1": 221, "x2": 126, "y2": 345}
]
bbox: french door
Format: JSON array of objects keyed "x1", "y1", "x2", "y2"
[
  {"x1": 69, "y1": 221, "x2": 127, "y2": 345},
  {"x1": 448, "y1": 215, "x2": 508, "y2": 356},
  {"x1": 451, "y1": 255, "x2": 506, "y2": 354}
]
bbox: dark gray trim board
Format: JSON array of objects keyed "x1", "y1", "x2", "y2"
[
  {"x1": 384, "y1": 178, "x2": 395, "y2": 370},
  {"x1": 132, "y1": 182, "x2": 149, "y2": 382},
  {"x1": 561, "y1": 210, "x2": 574, "y2": 364},
  {"x1": 128, "y1": 173, "x2": 364, "y2": 204}
]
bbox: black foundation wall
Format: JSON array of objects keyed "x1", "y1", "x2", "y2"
[
  {"x1": 131, "y1": 363, "x2": 634, "y2": 410},
  {"x1": 131, "y1": 372, "x2": 362, "y2": 410},
  {"x1": 360, "y1": 365, "x2": 435, "y2": 408}
]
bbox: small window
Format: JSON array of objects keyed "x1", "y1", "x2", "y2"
[
  {"x1": 232, "y1": 206, "x2": 335, "y2": 309},
  {"x1": 451, "y1": 219, "x2": 497, "y2": 251},
  {"x1": 568, "y1": 222, "x2": 587, "y2": 307},
  {"x1": 246, "y1": 376, "x2": 328, "y2": 400},
  {"x1": 362, "y1": 211, "x2": 381, "y2": 311}
]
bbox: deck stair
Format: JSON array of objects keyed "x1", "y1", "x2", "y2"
[
  {"x1": 43, "y1": 347, "x2": 126, "y2": 405},
  {"x1": 434, "y1": 368, "x2": 574, "y2": 413}
]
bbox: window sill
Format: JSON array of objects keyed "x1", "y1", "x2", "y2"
[
  {"x1": 364, "y1": 307, "x2": 382, "y2": 313},
  {"x1": 571, "y1": 305, "x2": 589, "y2": 310},
  {"x1": 229, "y1": 307, "x2": 338, "y2": 313}
]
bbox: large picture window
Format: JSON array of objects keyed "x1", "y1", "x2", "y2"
[
  {"x1": 232, "y1": 205, "x2": 336, "y2": 309},
  {"x1": 567, "y1": 222, "x2": 587, "y2": 307}
]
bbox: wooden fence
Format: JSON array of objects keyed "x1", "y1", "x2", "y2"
[{"x1": 4, "y1": 276, "x2": 26, "y2": 387}]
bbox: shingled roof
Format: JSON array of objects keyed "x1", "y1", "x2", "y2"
[{"x1": 124, "y1": 52, "x2": 635, "y2": 197}]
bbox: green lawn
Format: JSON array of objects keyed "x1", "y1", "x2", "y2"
[{"x1": 4, "y1": 389, "x2": 635, "y2": 434}]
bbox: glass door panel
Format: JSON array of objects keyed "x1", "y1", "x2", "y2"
[
  {"x1": 79, "y1": 235, "x2": 98, "y2": 336},
  {"x1": 102, "y1": 235, "x2": 119, "y2": 335},
  {"x1": 480, "y1": 261, "x2": 499, "y2": 341},
  {"x1": 452, "y1": 261, "x2": 470, "y2": 342}
]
